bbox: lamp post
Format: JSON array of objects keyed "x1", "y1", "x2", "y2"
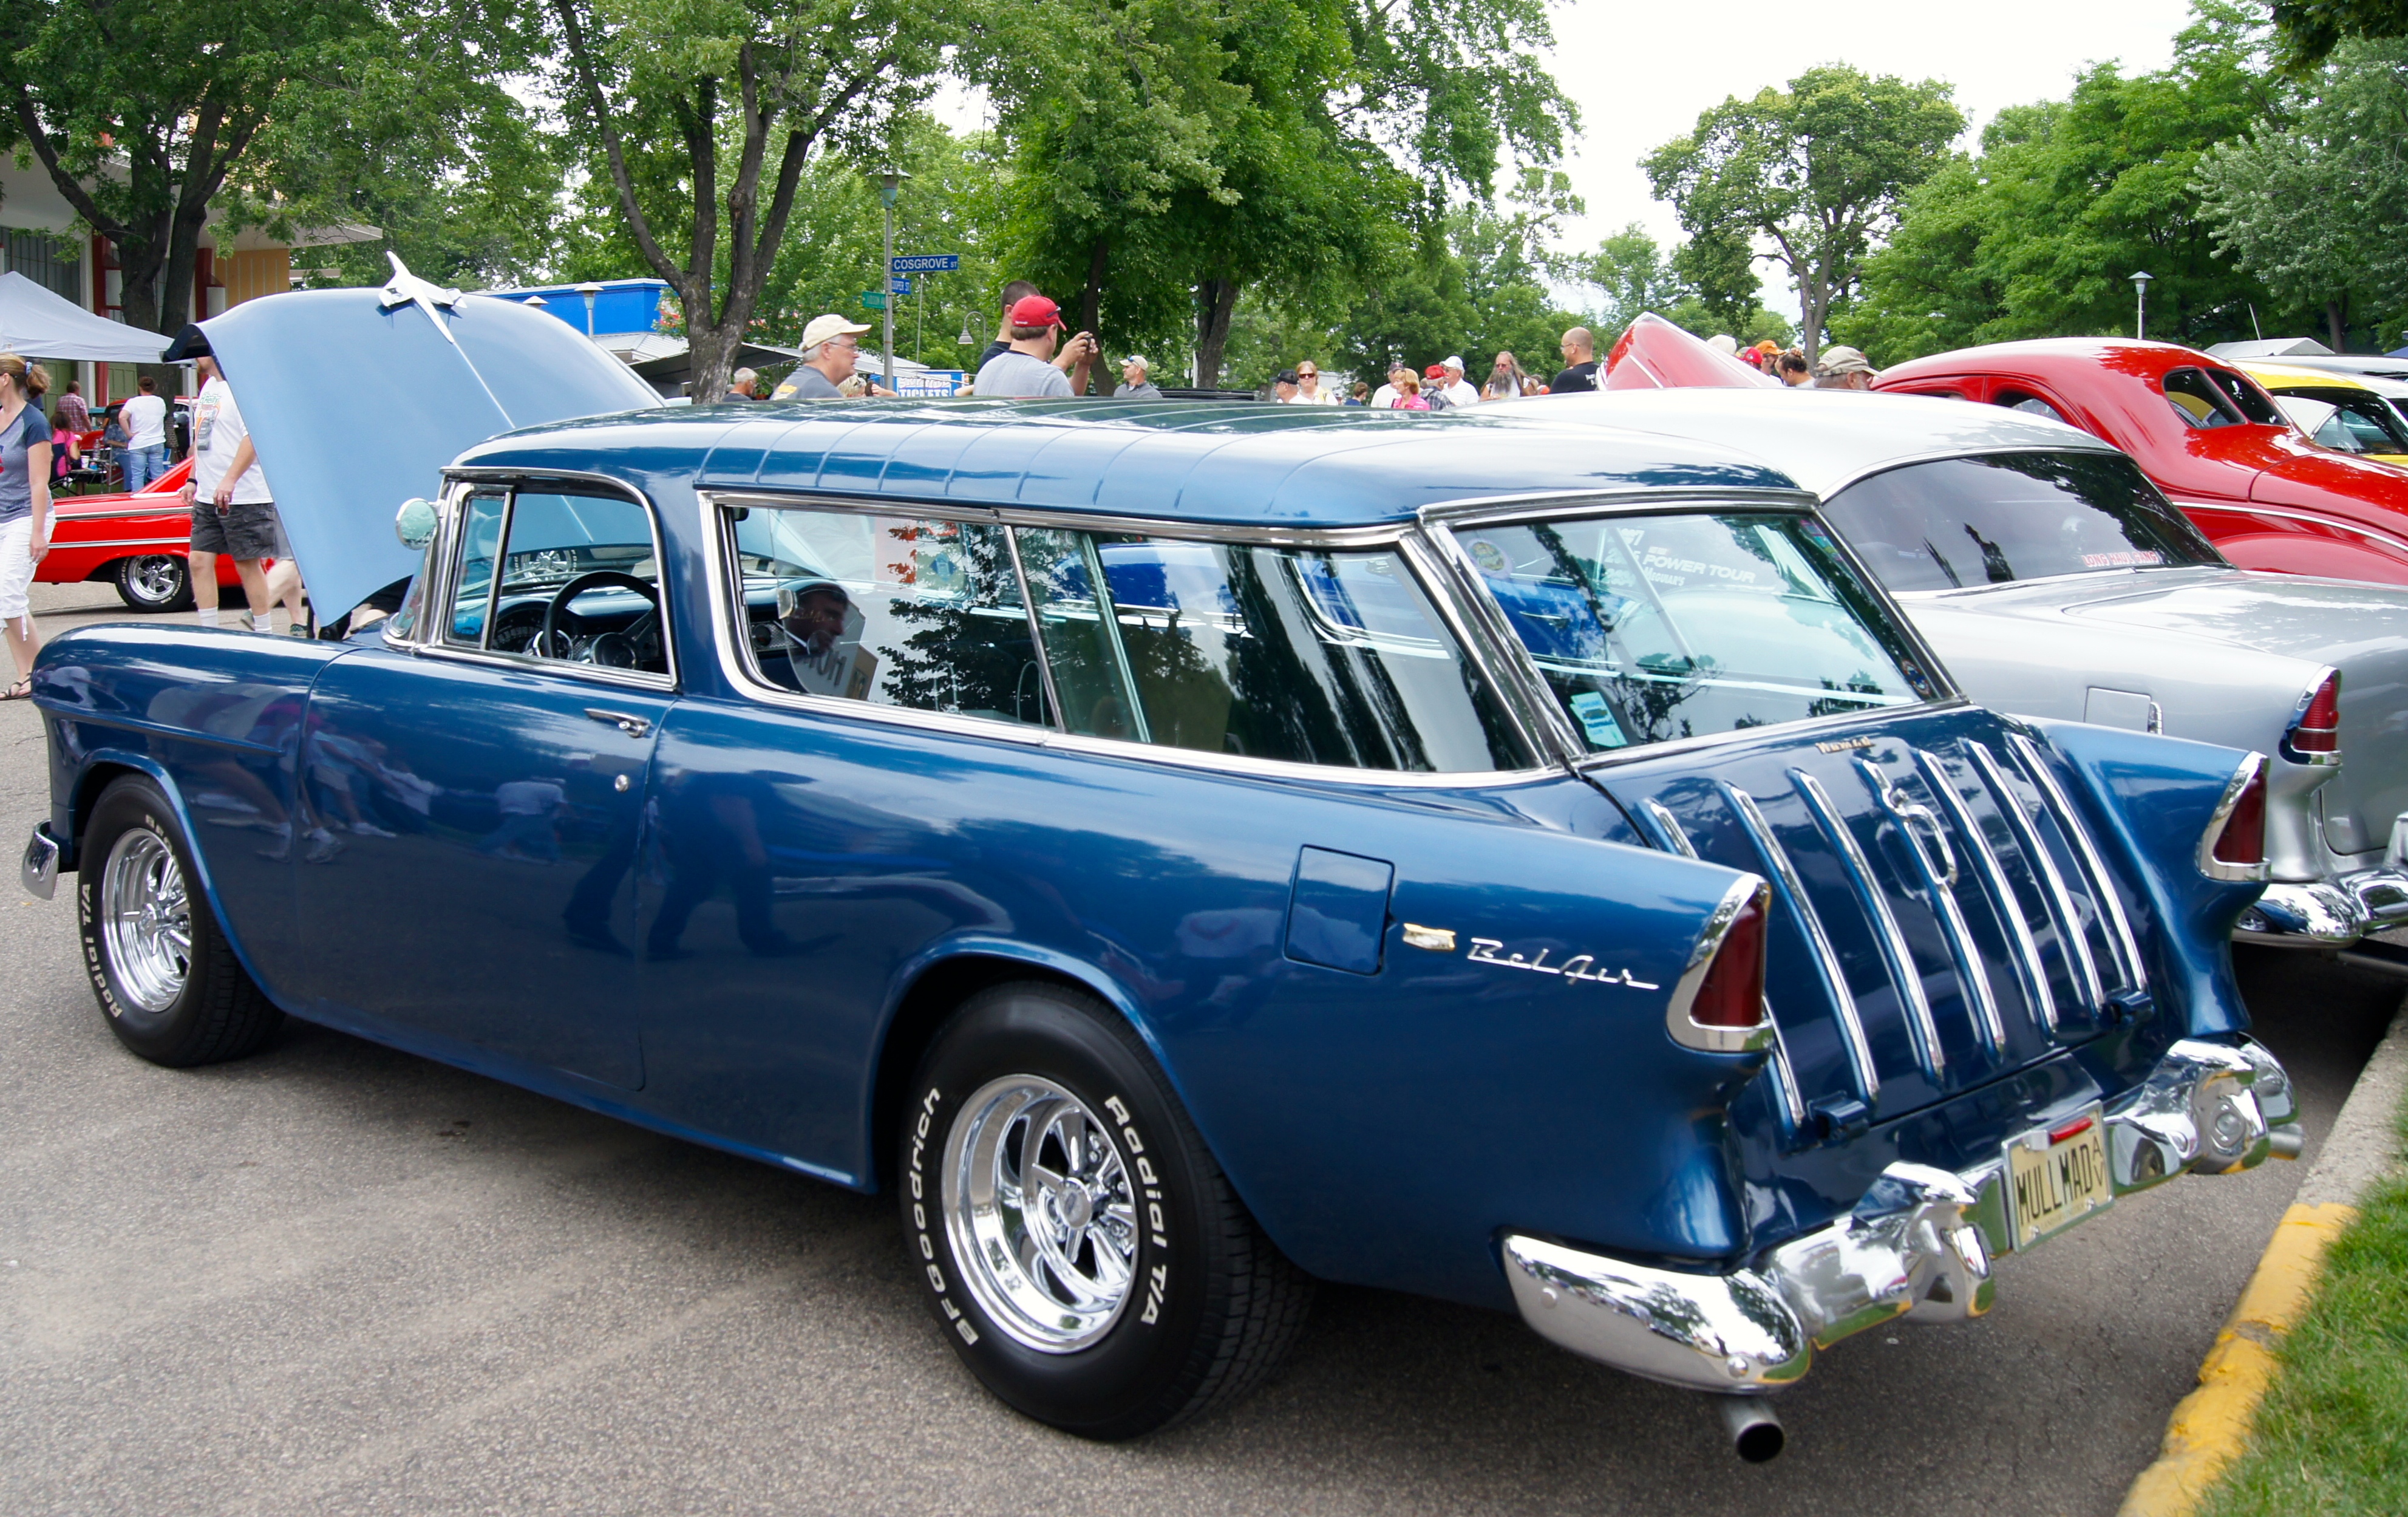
[
  {"x1": 574, "y1": 281, "x2": 603, "y2": 338},
  {"x1": 871, "y1": 168, "x2": 910, "y2": 392},
  {"x1": 2131, "y1": 270, "x2": 2154, "y2": 341}
]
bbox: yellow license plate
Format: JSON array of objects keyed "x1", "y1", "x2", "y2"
[{"x1": 2005, "y1": 1105, "x2": 2113, "y2": 1250}]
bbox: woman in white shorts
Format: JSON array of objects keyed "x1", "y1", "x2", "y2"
[{"x1": 0, "y1": 352, "x2": 56, "y2": 701}]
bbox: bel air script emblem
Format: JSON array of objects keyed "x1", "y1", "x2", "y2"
[{"x1": 1465, "y1": 938, "x2": 1660, "y2": 990}]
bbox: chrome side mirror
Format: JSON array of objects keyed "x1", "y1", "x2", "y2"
[{"x1": 395, "y1": 497, "x2": 437, "y2": 550}]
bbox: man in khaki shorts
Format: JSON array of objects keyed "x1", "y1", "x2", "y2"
[{"x1": 173, "y1": 330, "x2": 281, "y2": 632}]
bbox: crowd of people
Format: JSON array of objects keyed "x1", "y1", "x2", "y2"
[{"x1": 732, "y1": 281, "x2": 1885, "y2": 407}]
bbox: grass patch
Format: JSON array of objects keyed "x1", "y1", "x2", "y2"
[{"x1": 2202, "y1": 1101, "x2": 2408, "y2": 1517}]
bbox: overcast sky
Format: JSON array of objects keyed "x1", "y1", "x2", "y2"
[
  {"x1": 933, "y1": 0, "x2": 2203, "y2": 314},
  {"x1": 1546, "y1": 0, "x2": 2199, "y2": 314}
]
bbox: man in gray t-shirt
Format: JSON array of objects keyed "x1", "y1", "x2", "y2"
[
  {"x1": 973, "y1": 294, "x2": 1097, "y2": 398},
  {"x1": 769, "y1": 313, "x2": 891, "y2": 400}
]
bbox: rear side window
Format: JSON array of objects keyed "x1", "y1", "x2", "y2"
[
  {"x1": 2164, "y1": 367, "x2": 2280, "y2": 428},
  {"x1": 1823, "y1": 452, "x2": 2222, "y2": 591},
  {"x1": 1013, "y1": 529, "x2": 1525, "y2": 772},
  {"x1": 728, "y1": 506, "x2": 1049, "y2": 728}
]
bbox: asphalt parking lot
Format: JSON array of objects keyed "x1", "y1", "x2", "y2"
[{"x1": 4, "y1": 581, "x2": 2399, "y2": 1516}]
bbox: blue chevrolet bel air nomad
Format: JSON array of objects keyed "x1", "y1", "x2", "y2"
[{"x1": 20, "y1": 271, "x2": 2302, "y2": 1458}]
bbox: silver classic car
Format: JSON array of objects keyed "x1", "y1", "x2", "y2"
[{"x1": 1540, "y1": 388, "x2": 2408, "y2": 954}]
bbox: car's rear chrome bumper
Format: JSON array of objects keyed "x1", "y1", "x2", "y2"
[
  {"x1": 21, "y1": 823, "x2": 60, "y2": 901},
  {"x1": 1500, "y1": 1036, "x2": 2301, "y2": 1394},
  {"x1": 2236, "y1": 868, "x2": 2408, "y2": 947}
]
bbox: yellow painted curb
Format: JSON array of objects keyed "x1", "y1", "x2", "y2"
[{"x1": 2116, "y1": 1201, "x2": 2358, "y2": 1517}]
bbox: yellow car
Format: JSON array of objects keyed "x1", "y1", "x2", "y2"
[{"x1": 2240, "y1": 360, "x2": 2408, "y2": 466}]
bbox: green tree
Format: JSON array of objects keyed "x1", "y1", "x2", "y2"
[
  {"x1": 1644, "y1": 64, "x2": 1964, "y2": 366},
  {"x1": 2270, "y1": 0, "x2": 2408, "y2": 67},
  {"x1": 0, "y1": 0, "x2": 522, "y2": 333},
  {"x1": 2197, "y1": 36, "x2": 2408, "y2": 349},
  {"x1": 1836, "y1": 3, "x2": 2291, "y2": 363},
  {"x1": 982, "y1": 0, "x2": 1574, "y2": 388},
  {"x1": 546, "y1": 0, "x2": 959, "y2": 398}
]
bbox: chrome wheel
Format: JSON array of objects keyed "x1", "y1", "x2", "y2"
[
  {"x1": 944, "y1": 1076, "x2": 1141, "y2": 1352},
  {"x1": 100, "y1": 827, "x2": 192, "y2": 1013},
  {"x1": 118, "y1": 556, "x2": 186, "y2": 609}
]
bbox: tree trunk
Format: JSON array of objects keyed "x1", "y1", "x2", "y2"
[
  {"x1": 1194, "y1": 278, "x2": 1240, "y2": 389},
  {"x1": 687, "y1": 302, "x2": 738, "y2": 403},
  {"x1": 1080, "y1": 237, "x2": 1107, "y2": 348},
  {"x1": 2326, "y1": 297, "x2": 2349, "y2": 353},
  {"x1": 1798, "y1": 274, "x2": 1826, "y2": 371}
]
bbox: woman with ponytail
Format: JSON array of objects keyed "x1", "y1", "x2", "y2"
[{"x1": 0, "y1": 353, "x2": 52, "y2": 699}]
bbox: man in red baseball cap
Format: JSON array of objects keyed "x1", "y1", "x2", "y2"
[
  {"x1": 1421, "y1": 362, "x2": 1457, "y2": 411},
  {"x1": 971, "y1": 293, "x2": 1098, "y2": 398}
]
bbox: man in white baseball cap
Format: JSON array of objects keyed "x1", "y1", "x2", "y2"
[
  {"x1": 772, "y1": 314, "x2": 892, "y2": 400},
  {"x1": 1437, "y1": 356, "x2": 1480, "y2": 408},
  {"x1": 1114, "y1": 355, "x2": 1164, "y2": 400}
]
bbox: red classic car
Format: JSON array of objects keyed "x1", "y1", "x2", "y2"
[
  {"x1": 36, "y1": 457, "x2": 253, "y2": 612},
  {"x1": 1875, "y1": 339, "x2": 2408, "y2": 585}
]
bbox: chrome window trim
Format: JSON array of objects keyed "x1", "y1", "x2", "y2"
[
  {"x1": 1570, "y1": 700, "x2": 1974, "y2": 776},
  {"x1": 1393, "y1": 530, "x2": 1551, "y2": 770},
  {"x1": 704, "y1": 485, "x2": 1423, "y2": 550},
  {"x1": 1793, "y1": 765, "x2": 1947, "y2": 1081},
  {"x1": 1418, "y1": 522, "x2": 1587, "y2": 765},
  {"x1": 1418, "y1": 485, "x2": 1820, "y2": 530},
  {"x1": 384, "y1": 479, "x2": 475, "y2": 653},
  {"x1": 1717, "y1": 781, "x2": 1868, "y2": 1111},
  {"x1": 1665, "y1": 875, "x2": 1776, "y2": 1055},
  {"x1": 425, "y1": 471, "x2": 679, "y2": 693},
  {"x1": 2197, "y1": 752, "x2": 2274, "y2": 884},
  {"x1": 2006, "y1": 733, "x2": 2149, "y2": 993},
  {"x1": 693, "y1": 489, "x2": 1566, "y2": 788},
  {"x1": 1965, "y1": 738, "x2": 2104, "y2": 1014},
  {"x1": 1809, "y1": 441, "x2": 2127, "y2": 506},
  {"x1": 1917, "y1": 748, "x2": 2061, "y2": 1035}
]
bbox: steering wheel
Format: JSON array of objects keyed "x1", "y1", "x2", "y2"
[{"x1": 542, "y1": 571, "x2": 660, "y2": 665}]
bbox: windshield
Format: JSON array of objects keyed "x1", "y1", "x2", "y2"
[
  {"x1": 1456, "y1": 512, "x2": 1937, "y2": 755},
  {"x1": 1821, "y1": 452, "x2": 2223, "y2": 592}
]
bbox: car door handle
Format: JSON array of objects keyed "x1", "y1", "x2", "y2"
[{"x1": 583, "y1": 707, "x2": 653, "y2": 739}]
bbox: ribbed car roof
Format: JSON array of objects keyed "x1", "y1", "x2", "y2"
[{"x1": 452, "y1": 397, "x2": 1797, "y2": 528}]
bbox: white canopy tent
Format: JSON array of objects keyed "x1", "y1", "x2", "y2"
[{"x1": 0, "y1": 270, "x2": 169, "y2": 363}]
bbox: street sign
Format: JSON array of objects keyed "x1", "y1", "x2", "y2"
[
  {"x1": 891, "y1": 276, "x2": 913, "y2": 295},
  {"x1": 891, "y1": 254, "x2": 960, "y2": 273},
  {"x1": 860, "y1": 291, "x2": 888, "y2": 311}
]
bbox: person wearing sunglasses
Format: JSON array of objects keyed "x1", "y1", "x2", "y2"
[{"x1": 1292, "y1": 362, "x2": 1339, "y2": 404}]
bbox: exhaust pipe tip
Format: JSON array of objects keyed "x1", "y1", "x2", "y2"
[{"x1": 1713, "y1": 1394, "x2": 1786, "y2": 1464}]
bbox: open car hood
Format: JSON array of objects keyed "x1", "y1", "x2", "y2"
[
  {"x1": 200, "y1": 259, "x2": 661, "y2": 619},
  {"x1": 1603, "y1": 312, "x2": 1784, "y2": 391}
]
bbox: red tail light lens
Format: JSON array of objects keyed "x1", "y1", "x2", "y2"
[
  {"x1": 2211, "y1": 764, "x2": 2268, "y2": 868},
  {"x1": 1690, "y1": 892, "x2": 1769, "y2": 1029},
  {"x1": 2287, "y1": 672, "x2": 2341, "y2": 758}
]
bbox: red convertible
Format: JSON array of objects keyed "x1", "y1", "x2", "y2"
[
  {"x1": 36, "y1": 457, "x2": 252, "y2": 612},
  {"x1": 1876, "y1": 339, "x2": 2408, "y2": 585}
]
